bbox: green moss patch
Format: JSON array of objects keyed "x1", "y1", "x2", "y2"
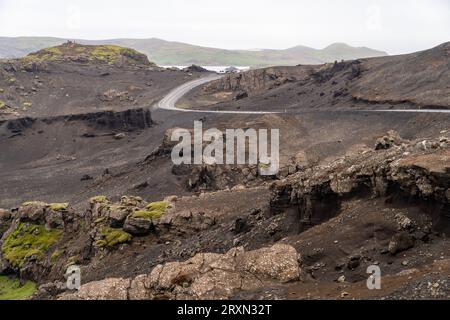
[
  {"x1": 90, "y1": 195, "x2": 110, "y2": 205},
  {"x1": 48, "y1": 203, "x2": 68, "y2": 211},
  {"x1": 96, "y1": 227, "x2": 131, "y2": 248},
  {"x1": 0, "y1": 101, "x2": 6, "y2": 109},
  {"x1": 1, "y1": 223, "x2": 63, "y2": 268},
  {"x1": 132, "y1": 201, "x2": 167, "y2": 220},
  {"x1": 0, "y1": 276, "x2": 36, "y2": 300}
]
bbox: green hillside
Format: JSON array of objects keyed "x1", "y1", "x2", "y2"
[{"x1": 0, "y1": 37, "x2": 387, "y2": 67}]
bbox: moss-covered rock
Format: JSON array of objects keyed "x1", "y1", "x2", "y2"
[
  {"x1": 48, "y1": 203, "x2": 69, "y2": 212},
  {"x1": 120, "y1": 195, "x2": 143, "y2": 207},
  {"x1": 25, "y1": 42, "x2": 153, "y2": 67},
  {"x1": 131, "y1": 201, "x2": 167, "y2": 220},
  {"x1": 89, "y1": 196, "x2": 110, "y2": 205},
  {"x1": 96, "y1": 227, "x2": 132, "y2": 249},
  {"x1": 0, "y1": 275, "x2": 36, "y2": 300},
  {"x1": 0, "y1": 101, "x2": 6, "y2": 109},
  {"x1": 1, "y1": 223, "x2": 62, "y2": 268}
]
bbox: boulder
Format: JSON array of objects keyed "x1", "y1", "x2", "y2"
[
  {"x1": 375, "y1": 130, "x2": 406, "y2": 150},
  {"x1": 45, "y1": 208, "x2": 65, "y2": 229},
  {"x1": 388, "y1": 232, "x2": 415, "y2": 255},
  {"x1": 18, "y1": 201, "x2": 47, "y2": 223},
  {"x1": 107, "y1": 205, "x2": 130, "y2": 228},
  {"x1": 123, "y1": 215, "x2": 153, "y2": 235},
  {"x1": 59, "y1": 278, "x2": 131, "y2": 300},
  {"x1": 237, "y1": 244, "x2": 300, "y2": 282},
  {"x1": 0, "y1": 208, "x2": 11, "y2": 222},
  {"x1": 58, "y1": 244, "x2": 301, "y2": 300}
]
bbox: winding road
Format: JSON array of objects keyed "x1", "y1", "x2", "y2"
[
  {"x1": 155, "y1": 75, "x2": 450, "y2": 114},
  {"x1": 154, "y1": 74, "x2": 280, "y2": 114}
]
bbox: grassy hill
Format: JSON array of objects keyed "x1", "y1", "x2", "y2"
[
  {"x1": 0, "y1": 37, "x2": 387, "y2": 67},
  {"x1": 22, "y1": 42, "x2": 152, "y2": 66}
]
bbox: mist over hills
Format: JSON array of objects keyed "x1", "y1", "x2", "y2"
[{"x1": 0, "y1": 37, "x2": 387, "y2": 66}]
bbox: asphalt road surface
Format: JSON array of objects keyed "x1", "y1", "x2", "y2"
[{"x1": 155, "y1": 75, "x2": 450, "y2": 115}]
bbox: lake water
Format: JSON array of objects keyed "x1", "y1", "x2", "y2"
[{"x1": 161, "y1": 66, "x2": 250, "y2": 73}]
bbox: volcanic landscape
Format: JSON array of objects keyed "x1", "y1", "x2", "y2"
[{"x1": 0, "y1": 41, "x2": 449, "y2": 300}]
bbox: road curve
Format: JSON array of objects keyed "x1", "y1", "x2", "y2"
[
  {"x1": 155, "y1": 75, "x2": 450, "y2": 115},
  {"x1": 155, "y1": 74, "x2": 280, "y2": 114}
]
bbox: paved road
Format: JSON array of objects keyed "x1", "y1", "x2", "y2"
[
  {"x1": 361, "y1": 109, "x2": 450, "y2": 114},
  {"x1": 155, "y1": 74, "x2": 280, "y2": 114},
  {"x1": 155, "y1": 75, "x2": 450, "y2": 115}
]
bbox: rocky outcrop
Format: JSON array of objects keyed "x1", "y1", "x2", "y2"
[
  {"x1": 183, "y1": 65, "x2": 209, "y2": 73},
  {"x1": 203, "y1": 66, "x2": 313, "y2": 98},
  {"x1": 1, "y1": 108, "x2": 152, "y2": 136},
  {"x1": 270, "y1": 134, "x2": 450, "y2": 232},
  {"x1": 0, "y1": 209, "x2": 12, "y2": 238},
  {"x1": 58, "y1": 243, "x2": 300, "y2": 300},
  {"x1": 0, "y1": 202, "x2": 77, "y2": 277},
  {"x1": 375, "y1": 130, "x2": 408, "y2": 150}
]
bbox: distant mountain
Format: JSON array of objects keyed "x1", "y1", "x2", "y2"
[{"x1": 0, "y1": 37, "x2": 387, "y2": 66}]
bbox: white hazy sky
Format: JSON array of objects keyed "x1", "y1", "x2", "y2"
[{"x1": 0, "y1": 0, "x2": 448, "y2": 54}]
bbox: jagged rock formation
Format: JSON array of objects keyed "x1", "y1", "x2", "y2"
[
  {"x1": 202, "y1": 66, "x2": 313, "y2": 100},
  {"x1": 270, "y1": 133, "x2": 450, "y2": 233}
]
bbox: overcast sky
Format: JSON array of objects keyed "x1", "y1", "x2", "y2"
[{"x1": 0, "y1": 0, "x2": 448, "y2": 54}]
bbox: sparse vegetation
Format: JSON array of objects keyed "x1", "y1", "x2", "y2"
[
  {"x1": 0, "y1": 101, "x2": 6, "y2": 109},
  {"x1": 23, "y1": 102, "x2": 32, "y2": 108},
  {"x1": 96, "y1": 227, "x2": 132, "y2": 248},
  {"x1": 132, "y1": 201, "x2": 167, "y2": 219},
  {"x1": 1, "y1": 223, "x2": 62, "y2": 268},
  {"x1": 50, "y1": 249, "x2": 63, "y2": 263},
  {"x1": 0, "y1": 276, "x2": 37, "y2": 300}
]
